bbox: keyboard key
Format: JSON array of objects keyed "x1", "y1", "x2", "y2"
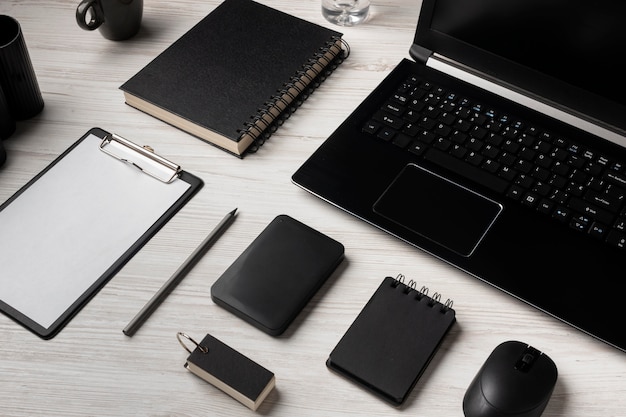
[
  {"x1": 424, "y1": 105, "x2": 441, "y2": 118},
  {"x1": 548, "y1": 189, "x2": 569, "y2": 205},
  {"x1": 513, "y1": 158, "x2": 533, "y2": 174},
  {"x1": 465, "y1": 151, "x2": 483, "y2": 166},
  {"x1": 362, "y1": 120, "x2": 380, "y2": 134},
  {"x1": 605, "y1": 184, "x2": 626, "y2": 201},
  {"x1": 438, "y1": 112, "x2": 456, "y2": 125},
  {"x1": 417, "y1": 130, "x2": 436, "y2": 144},
  {"x1": 519, "y1": 133, "x2": 535, "y2": 147},
  {"x1": 391, "y1": 93, "x2": 408, "y2": 105},
  {"x1": 566, "y1": 183, "x2": 585, "y2": 197},
  {"x1": 538, "y1": 199, "x2": 554, "y2": 214},
  {"x1": 450, "y1": 130, "x2": 468, "y2": 144},
  {"x1": 507, "y1": 185, "x2": 523, "y2": 200},
  {"x1": 419, "y1": 80, "x2": 432, "y2": 91},
  {"x1": 569, "y1": 214, "x2": 591, "y2": 232},
  {"x1": 424, "y1": 148, "x2": 508, "y2": 193},
  {"x1": 382, "y1": 101, "x2": 405, "y2": 116},
  {"x1": 522, "y1": 192, "x2": 539, "y2": 208},
  {"x1": 392, "y1": 133, "x2": 413, "y2": 149},
  {"x1": 531, "y1": 166, "x2": 551, "y2": 182},
  {"x1": 404, "y1": 109, "x2": 421, "y2": 123},
  {"x1": 434, "y1": 123, "x2": 451, "y2": 137},
  {"x1": 433, "y1": 137, "x2": 451, "y2": 151},
  {"x1": 567, "y1": 154, "x2": 586, "y2": 169},
  {"x1": 467, "y1": 137, "x2": 483, "y2": 151},
  {"x1": 454, "y1": 119, "x2": 472, "y2": 132},
  {"x1": 518, "y1": 147, "x2": 536, "y2": 161},
  {"x1": 451, "y1": 144, "x2": 467, "y2": 159},
  {"x1": 551, "y1": 147, "x2": 569, "y2": 161},
  {"x1": 408, "y1": 141, "x2": 427, "y2": 156},
  {"x1": 502, "y1": 140, "x2": 520, "y2": 154},
  {"x1": 515, "y1": 173, "x2": 533, "y2": 189},
  {"x1": 534, "y1": 140, "x2": 552, "y2": 154},
  {"x1": 373, "y1": 110, "x2": 404, "y2": 130},
  {"x1": 553, "y1": 206, "x2": 570, "y2": 222},
  {"x1": 588, "y1": 222, "x2": 608, "y2": 239},
  {"x1": 377, "y1": 127, "x2": 395, "y2": 141},
  {"x1": 482, "y1": 159, "x2": 500, "y2": 174},
  {"x1": 531, "y1": 181, "x2": 551, "y2": 197},
  {"x1": 605, "y1": 171, "x2": 626, "y2": 188},
  {"x1": 569, "y1": 169, "x2": 588, "y2": 185},
  {"x1": 402, "y1": 122, "x2": 420, "y2": 136},
  {"x1": 606, "y1": 230, "x2": 626, "y2": 249},
  {"x1": 482, "y1": 144, "x2": 499, "y2": 159},
  {"x1": 584, "y1": 189, "x2": 622, "y2": 213},
  {"x1": 552, "y1": 160, "x2": 570, "y2": 175},
  {"x1": 408, "y1": 99, "x2": 426, "y2": 112},
  {"x1": 418, "y1": 116, "x2": 436, "y2": 130},
  {"x1": 498, "y1": 166, "x2": 517, "y2": 182},
  {"x1": 470, "y1": 125, "x2": 488, "y2": 139},
  {"x1": 547, "y1": 174, "x2": 567, "y2": 189},
  {"x1": 486, "y1": 133, "x2": 504, "y2": 146}
]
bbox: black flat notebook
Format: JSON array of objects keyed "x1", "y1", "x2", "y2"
[
  {"x1": 120, "y1": 0, "x2": 348, "y2": 157},
  {"x1": 181, "y1": 333, "x2": 275, "y2": 411},
  {"x1": 327, "y1": 275, "x2": 456, "y2": 406}
]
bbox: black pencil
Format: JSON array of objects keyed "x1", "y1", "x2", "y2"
[{"x1": 123, "y1": 208, "x2": 238, "y2": 336}]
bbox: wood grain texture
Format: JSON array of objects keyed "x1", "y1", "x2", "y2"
[{"x1": 0, "y1": 0, "x2": 624, "y2": 415}]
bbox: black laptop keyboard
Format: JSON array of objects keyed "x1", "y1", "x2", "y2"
[{"x1": 362, "y1": 74, "x2": 626, "y2": 251}]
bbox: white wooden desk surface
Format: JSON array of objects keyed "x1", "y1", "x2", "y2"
[{"x1": 1, "y1": 1, "x2": 624, "y2": 416}]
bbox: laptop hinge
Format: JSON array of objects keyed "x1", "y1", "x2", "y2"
[
  {"x1": 409, "y1": 44, "x2": 432, "y2": 64},
  {"x1": 426, "y1": 54, "x2": 626, "y2": 145}
]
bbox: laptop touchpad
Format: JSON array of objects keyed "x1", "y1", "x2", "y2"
[{"x1": 373, "y1": 163, "x2": 502, "y2": 257}]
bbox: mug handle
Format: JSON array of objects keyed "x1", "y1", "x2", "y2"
[{"x1": 76, "y1": 0, "x2": 105, "y2": 31}]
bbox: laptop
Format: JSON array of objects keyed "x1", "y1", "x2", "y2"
[{"x1": 292, "y1": 0, "x2": 626, "y2": 353}]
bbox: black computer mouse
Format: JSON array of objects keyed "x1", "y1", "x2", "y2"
[{"x1": 463, "y1": 340, "x2": 558, "y2": 417}]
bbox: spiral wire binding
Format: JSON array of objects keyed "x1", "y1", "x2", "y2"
[
  {"x1": 391, "y1": 274, "x2": 454, "y2": 313},
  {"x1": 239, "y1": 36, "x2": 351, "y2": 154}
]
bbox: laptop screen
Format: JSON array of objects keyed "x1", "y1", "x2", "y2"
[{"x1": 416, "y1": 0, "x2": 626, "y2": 136}]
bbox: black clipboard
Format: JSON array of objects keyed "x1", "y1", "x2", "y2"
[{"x1": 0, "y1": 127, "x2": 203, "y2": 339}]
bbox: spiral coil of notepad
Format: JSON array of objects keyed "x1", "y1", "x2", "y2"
[
  {"x1": 239, "y1": 36, "x2": 350, "y2": 153},
  {"x1": 391, "y1": 273, "x2": 454, "y2": 313}
]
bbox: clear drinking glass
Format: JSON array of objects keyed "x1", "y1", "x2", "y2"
[{"x1": 321, "y1": 0, "x2": 370, "y2": 26}]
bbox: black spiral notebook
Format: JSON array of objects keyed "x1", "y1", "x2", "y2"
[
  {"x1": 120, "y1": 0, "x2": 348, "y2": 157},
  {"x1": 327, "y1": 275, "x2": 456, "y2": 406}
]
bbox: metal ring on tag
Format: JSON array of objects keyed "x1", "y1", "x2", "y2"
[{"x1": 176, "y1": 332, "x2": 208, "y2": 354}]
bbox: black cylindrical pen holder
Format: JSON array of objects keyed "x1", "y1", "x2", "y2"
[
  {"x1": 0, "y1": 15, "x2": 44, "y2": 121},
  {"x1": 0, "y1": 84, "x2": 15, "y2": 141}
]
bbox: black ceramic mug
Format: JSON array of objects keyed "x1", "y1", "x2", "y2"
[{"x1": 76, "y1": 0, "x2": 143, "y2": 41}]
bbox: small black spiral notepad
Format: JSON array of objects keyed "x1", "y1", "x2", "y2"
[{"x1": 327, "y1": 275, "x2": 456, "y2": 406}]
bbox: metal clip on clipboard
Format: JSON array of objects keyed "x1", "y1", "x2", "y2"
[{"x1": 99, "y1": 133, "x2": 181, "y2": 183}]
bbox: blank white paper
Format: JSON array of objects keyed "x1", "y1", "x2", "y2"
[{"x1": 0, "y1": 134, "x2": 191, "y2": 329}]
